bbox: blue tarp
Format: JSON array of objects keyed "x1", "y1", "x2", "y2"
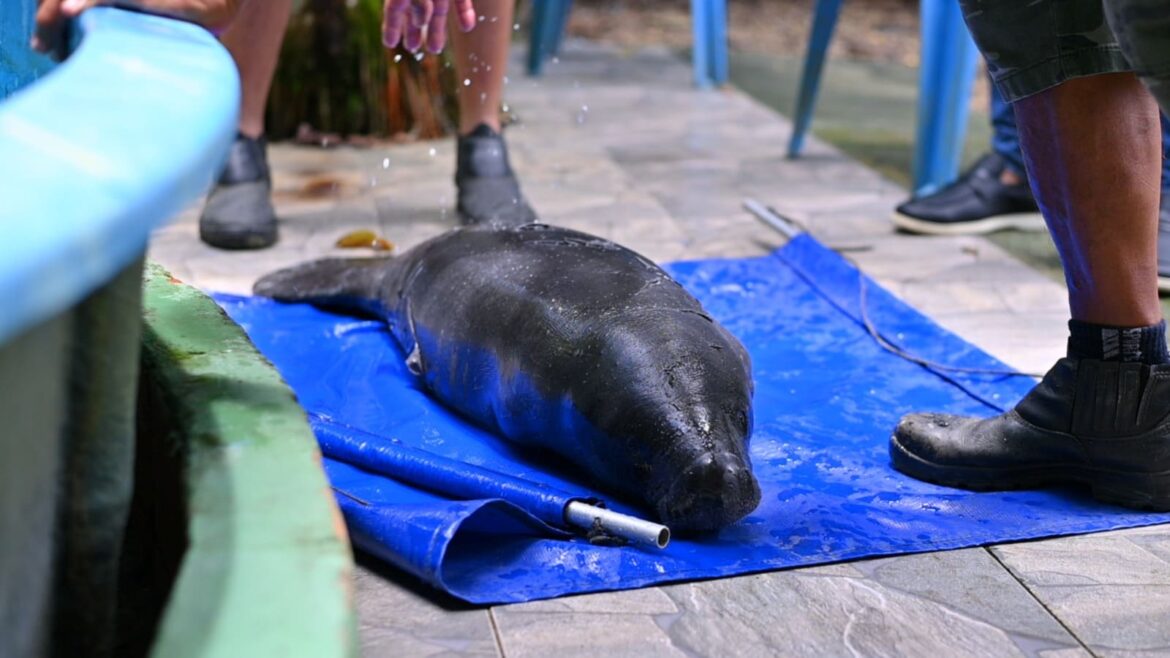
[{"x1": 216, "y1": 234, "x2": 1170, "y2": 604}]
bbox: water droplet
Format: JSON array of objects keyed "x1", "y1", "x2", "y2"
[
  {"x1": 551, "y1": 56, "x2": 559, "y2": 64},
  {"x1": 463, "y1": 78, "x2": 471, "y2": 86},
  {"x1": 479, "y1": 92, "x2": 487, "y2": 103},
  {"x1": 381, "y1": 157, "x2": 390, "y2": 169},
  {"x1": 513, "y1": 23, "x2": 520, "y2": 30},
  {"x1": 414, "y1": 51, "x2": 424, "y2": 61},
  {"x1": 428, "y1": 147, "x2": 436, "y2": 157},
  {"x1": 503, "y1": 75, "x2": 510, "y2": 85},
  {"x1": 490, "y1": 16, "x2": 498, "y2": 22},
  {"x1": 574, "y1": 104, "x2": 589, "y2": 124},
  {"x1": 393, "y1": 54, "x2": 402, "y2": 63},
  {"x1": 478, "y1": 14, "x2": 485, "y2": 22},
  {"x1": 501, "y1": 103, "x2": 510, "y2": 113}
]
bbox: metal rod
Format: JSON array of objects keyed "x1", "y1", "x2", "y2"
[
  {"x1": 742, "y1": 198, "x2": 804, "y2": 239},
  {"x1": 564, "y1": 501, "x2": 671, "y2": 549}
]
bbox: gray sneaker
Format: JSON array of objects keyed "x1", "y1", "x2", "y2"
[
  {"x1": 455, "y1": 124, "x2": 537, "y2": 227},
  {"x1": 199, "y1": 134, "x2": 278, "y2": 250}
]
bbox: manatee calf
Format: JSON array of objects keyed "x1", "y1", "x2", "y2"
[{"x1": 254, "y1": 223, "x2": 760, "y2": 532}]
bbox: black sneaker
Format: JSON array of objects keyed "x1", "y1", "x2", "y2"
[
  {"x1": 1159, "y1": 195, "x2": 1170, "y2": 294},
  {"x1": 455, "y1": 124, "x2": 537, "y2": 227},
  {"x1": 890, "y1": 357, "x2": 1170, "y2": 510},
  {"x1": 892, "y1": 153, "x2": 1044, "y2": 235},
  {"x1": 199, "y1": 133, "x2": 278, "y2": 250}
]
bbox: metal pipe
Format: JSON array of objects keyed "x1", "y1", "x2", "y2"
[
  {"x1": 564, "y1": 501, "x2": 671, "y2": 549},
  {"x1": 742, "y1": 198, "x2": 804, "y2": 239}
]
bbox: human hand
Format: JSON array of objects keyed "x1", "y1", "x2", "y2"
[
  {"x1": 33, "y1": 0, "x2": 241, "y2": 57},
  {"x1": 382, "y1": 0, "x2": 476, "y2": 54}
]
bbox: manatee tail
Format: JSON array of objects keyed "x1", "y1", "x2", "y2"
[{"x1": 253, "y1": 256, "x2": 396, "y2": 317}]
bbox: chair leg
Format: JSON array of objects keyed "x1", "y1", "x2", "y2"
[
  {"x1": 691, "y1": 0, "x2": 713, "y2": 88},
  {"x1": 707, "y1": 0, "x2": 729, "y2": 86},
  {"x1": 787, "y1": 0, "x2": 844, "y2": 158},
  {"x1": 549, "y1": 0, "x2": 573, "y2": 56},
  {"x1": 912, "y1": 0, "x2": 980, "y2": 195},
  {"x1": 527, "y1": 0, "x2": 562, "y2": 77}
]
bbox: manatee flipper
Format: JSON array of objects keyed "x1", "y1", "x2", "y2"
[{"x1": 252, "y1": 257, "x2": 396, "y2": 317}]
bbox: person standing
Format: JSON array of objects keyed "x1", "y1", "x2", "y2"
[
  {"x1": 197, "y1": 0, "x2": 532, "y2": 249},
  {"x1": 892, "y1": 70, "x2": 1170, "y2": 292},
  {"x1": 892, "y1": 0, "x2": 1170, "y2": 511}
]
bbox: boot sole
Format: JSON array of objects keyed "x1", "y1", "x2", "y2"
[
  {"x1": 199, "y1": 224, "x2": 278, "y2": 250},
  {"x1": 889, "y1": 434, "x2": 1170, "y2": 512},
  {"x1": 891, "y1": 211, "x2": 1046, "y2": 236}
]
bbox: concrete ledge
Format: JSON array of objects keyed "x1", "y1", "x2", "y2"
[
  {"x1": 0, "y1": 6, "x2": 238, "y2": 344},
  {"x1": 140, "y1": 263, "x2": 356, "y2": 658}
]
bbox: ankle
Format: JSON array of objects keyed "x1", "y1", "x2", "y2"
[
  {"x1": 999, "y1": 168, "x2": 1025, "y2": 186},
  {"x1": 1067, "y1": 319, "x2": 1170, "y2": 365},
  {"x1": 460, "y1": 119, "x2": 502, "y2": 137}
]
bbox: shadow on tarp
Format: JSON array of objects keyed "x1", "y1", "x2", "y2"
[{"x1": 215, "y1": 234, "x2": 1170, "y2": 605}]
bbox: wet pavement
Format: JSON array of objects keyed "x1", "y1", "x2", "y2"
[{"x1": 151, "y1": 40, "x2": 1170, "y2": 657}]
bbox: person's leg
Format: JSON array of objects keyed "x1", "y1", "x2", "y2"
[
  {"x1": 199, "y1": 0, "x2": 294, "y2": 250},
  {"x1": 449, "y1": 0, "x2": 536, "y2": 226},
  {"x1": 891, "y1": 0, "x2": 1170, "y2": 510},
  {"x1": 891, "y1": 71, "x2": 1043, "y2": 235},
  {"x1": 451, "y1": 3, "x2": 509, "y2": 135},
  {"x1": 1103, "y1": 0, "x2": 1170, "y2": 292},
  {"x1": 220, "y1": 0, "x2": 294, "y2": 140},
  {"x1": 1160, "y1": 113, "x2": 1170, "y2": 290},
  {"x1": 1015, "y1": 73, "x2": 1162, "y2": 325}
]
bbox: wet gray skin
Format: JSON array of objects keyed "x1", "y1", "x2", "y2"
[{"x1": 254, "y1": 222, "x2": 761, "y2": 532}]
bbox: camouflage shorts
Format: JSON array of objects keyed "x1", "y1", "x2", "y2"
[{"x1": 960, "y1": 0, "x2": 1170, "y2": 104}]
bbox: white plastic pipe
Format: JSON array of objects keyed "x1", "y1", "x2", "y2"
[{"x1": 564, "y1": 501, "x2": 671, "y2": 549}]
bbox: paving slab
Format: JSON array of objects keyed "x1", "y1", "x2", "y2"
[
  {"x1": 148, "y1": 39, "x2": 1170, "y2": 657},
  {"x1": 354, "y1": 558, "x2": 500, "y2": 658},
  {"x1": 993, "y1": 529, "x2": 1170, "y2": 657},
  {"x1": 493, "y1": 550, "x2": 1085, "y2": 657}
]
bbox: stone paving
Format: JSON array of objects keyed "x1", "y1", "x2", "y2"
[{"x1": 150, "y1": 41, "x2": 1170, "y2": 657}]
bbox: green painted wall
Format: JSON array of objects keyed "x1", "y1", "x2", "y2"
[{"x1": 141, "y1": 264, "x2": 357, "y2": 658}]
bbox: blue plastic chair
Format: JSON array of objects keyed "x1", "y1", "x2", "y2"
[
  {"x1": 787, "y1": 0, "x2": 981, "y2": 196},
  {"x1": 527, "y1": 0, "x2": 729, "y2": 89}
]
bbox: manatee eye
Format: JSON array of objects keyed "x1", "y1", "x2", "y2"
[{"x1": 737, "y1": 409, "x2": 751, "y2": 435}]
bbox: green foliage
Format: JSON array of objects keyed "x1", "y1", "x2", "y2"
[{"x1": 266, "y1": 0, "x2": 460, "y2": 140}]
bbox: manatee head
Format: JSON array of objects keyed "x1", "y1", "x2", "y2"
[{"x1": 577, "y1": 309, "x2": 760, "y2": 533}]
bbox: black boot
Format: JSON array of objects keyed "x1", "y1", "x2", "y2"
[
  {"x1": 199, "y1": 133, "x2": 278, "y2": 250},
  {"x1": 455, "y1": 124, "x2": 537, "y2": 227},
  {"x1": 892, "y1": 153, "x2": 1043, "y2": 235},
  {"x1": 890, "y1": 357, "x2": 1170, "y2": 510}
]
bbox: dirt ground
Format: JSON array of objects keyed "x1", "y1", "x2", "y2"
[
  {"x1": 564, "y1": 0, "x2": 990, "y2": 115},
  {"x1": 566, "y1": 0, "x2": 921, "y2": 66}
]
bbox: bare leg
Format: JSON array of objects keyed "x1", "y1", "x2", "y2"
[
  {"x1": 199, "y1": 0, "x2": 291, "y2": 249},
  {"x1": 218, "y1": 0, "x2": 294, "y2": 138},
  {"x1": 1014, "y1": 72, "x2": 1163, "y2": 326},
  {"x1": 450, "y1": 0, "x2": 513, "y2": 135}
]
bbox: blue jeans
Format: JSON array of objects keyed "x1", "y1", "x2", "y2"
[{"x1": 990, "y1": 76, "x2": 1170, "y2": 189}]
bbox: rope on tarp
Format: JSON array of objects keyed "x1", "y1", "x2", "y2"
[{"x1": 743, "y1": 199, "x2": 1044, "y2": 379}]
